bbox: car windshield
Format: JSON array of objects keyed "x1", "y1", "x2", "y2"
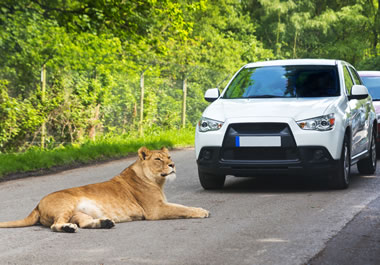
[
  {"x1": 360, "y1": 76, "x2": 380, "y2": 101},
  {"x1": 222, "y1": 65, "x2": 340, "y2": 99}
]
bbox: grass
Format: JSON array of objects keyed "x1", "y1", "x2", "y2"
[{"x1": 0, "y1": 128, "x2": 195, "y2": 179}]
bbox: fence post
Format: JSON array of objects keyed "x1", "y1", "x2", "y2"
[
  {"x1": 41, "y1": 64, "x2": 46, "y2": 149},
  {"x1": 139, "y1": 68, "x2": 147, "y2": 136},
  {"x1": 182, "y1": 77, "x2": 187, "y2": 128}
]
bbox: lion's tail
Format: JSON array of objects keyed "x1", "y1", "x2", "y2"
[{"x1": 0, "y1": 207, "x2": 40, "y2": 228}]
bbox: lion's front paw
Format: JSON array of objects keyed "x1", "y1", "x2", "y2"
[
  {"x1": 100, "y1": 219, "x2": 115, "y2": 229},
  {"x1": 62, "y1": 223, "x2": 78, "y2": 233},
  {"x1": 194, "y1": 207, "x2": 210, "y2": 218}
]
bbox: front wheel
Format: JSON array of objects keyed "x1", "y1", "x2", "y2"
[
  {"x1": 329, "y1": 135, "x2": 350, "y2": 189},
  {"x1": 198, "y1": 168, "x2": 225, "y2": 190},
  {"x1": 357, "y1": 129, "x2": 377, "y2": 174}
]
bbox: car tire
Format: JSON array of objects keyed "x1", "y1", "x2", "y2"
[
  {"x1": 357, "y1": 129, "x2": 377, "y2": 174},
  {"x1": 198, "y1": 169, "x2": 225, "y2": 190},
  {"x1": 329, "y1": 135, "x2": 350, "y2": 190}
]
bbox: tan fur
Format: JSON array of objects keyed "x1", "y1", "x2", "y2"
[{"x1": 0, "y1": 147, "x2": 209, "y2": 232}]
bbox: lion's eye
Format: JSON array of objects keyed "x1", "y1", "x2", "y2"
[{"x1": 155, "y1": 158, "x2": 161, "y2": 161}]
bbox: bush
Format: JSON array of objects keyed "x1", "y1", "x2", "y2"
[
  {"x1": 357, "y1": 56, "x2": 380, "y2": 70},
  {"x1": 0, "y1": 81, "x2": 43, "y2": 152}
]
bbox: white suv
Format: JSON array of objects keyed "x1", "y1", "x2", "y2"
[{"x1": 195, "y1": 59, "x2": 377, "y2": 189}]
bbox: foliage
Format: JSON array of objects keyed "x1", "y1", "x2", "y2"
[
  {"x1": 0, "y1": 0, "x2": 379, "y2": 155},
  {"x1": 357, "y1": 56, "x2": 380, "y2": 70},
  {"x1": 242, "y1": 0, "x2": 379, "y2": 64},
  {"x1": 0, "y1": 81, "x2": 43, "y2": 150}
]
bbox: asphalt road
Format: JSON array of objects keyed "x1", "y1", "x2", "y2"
[
  {"x1": 309, "y1": 195, "x2": 380, "y2": 265},
  {"x1": 0, "y1": 148, "x2": 380, "y2": 265}
]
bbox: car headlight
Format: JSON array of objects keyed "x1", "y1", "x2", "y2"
[
  {"x1": 198, "y1": 117, "x2": 224, "y2": 132},
  {"x1": 297, "y1": 114, "x2": 335, "y2": 131}
]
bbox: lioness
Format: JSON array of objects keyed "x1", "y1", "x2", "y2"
[{"x1": 0, "y1": 147, "x2": 209, "y2": 233}]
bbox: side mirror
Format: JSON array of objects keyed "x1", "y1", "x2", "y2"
[
  {"x1": 349, "y1": 85, "x2": 369, "y2": 100},
  {"x1": 204, "y1": 88, "x2": 220, "y2": 102}
]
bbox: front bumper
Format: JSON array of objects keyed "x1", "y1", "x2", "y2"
[
  {"x1": 196, "y1": 121, "x2": 343, "y2": 177},
  {"x1": 195, "y1": 117, "x2": 345, "y2": 161},
  {"x1": 197, "y1": 146, "x2": 339, "y2": 177}
]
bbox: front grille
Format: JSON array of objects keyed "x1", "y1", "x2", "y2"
[
  {"x1": 221, "y1": 123, "x2": 299, "y2": 161},
  {"x1": 228, "y1": 123, "x2": 288, "y2": 134}
]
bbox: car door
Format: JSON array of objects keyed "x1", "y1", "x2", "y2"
[
  {"x1": 348, "y1": 65, "x2": 371, "y2": 153},
  {"x1": 343, "y1": 65, "x2": 363, "y2": 157}
]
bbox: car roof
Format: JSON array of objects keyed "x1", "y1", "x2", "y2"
[
  {"x1": 358, "y1": 71, "x2": 380, "y2": 77},
  {"x1": 244, "y1": 59, "x2": 339, "y2": 68}
]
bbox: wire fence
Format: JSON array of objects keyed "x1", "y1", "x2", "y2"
[{"x1": 1, "y1": 62, "x2": 232, "y2": 151}]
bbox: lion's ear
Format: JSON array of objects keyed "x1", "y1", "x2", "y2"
[
  {"x1": 161, "y1": 147, "x2": 169, "y2": 153},
  {"x1": 138, "y1": 146, "x2": 151, "y2": 160}
]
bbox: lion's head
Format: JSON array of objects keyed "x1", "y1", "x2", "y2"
[{"x1": 137, "y1": 147, "x2": 176, "y2": 184}]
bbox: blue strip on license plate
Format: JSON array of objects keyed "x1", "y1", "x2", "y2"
[{"x1": 235, "y1": 136, "x2": 281, "y2": 147}]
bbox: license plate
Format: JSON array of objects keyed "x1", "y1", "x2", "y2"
[{"x1": 235, "y1": 136, "x2": 281, "y2": 147}]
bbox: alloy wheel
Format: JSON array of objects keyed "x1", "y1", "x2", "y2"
[
  {"x1": 343, "y1": 142, "x2": 350, "y2": 184},
  {"x1": 371, "y1": 134, "x2": 376, "y2": 168}
]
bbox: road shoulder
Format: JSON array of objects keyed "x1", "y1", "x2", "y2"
[{"x1": 308, "y1": 195, "x2": 380, "y2": 265}]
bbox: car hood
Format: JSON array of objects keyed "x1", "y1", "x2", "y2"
[{"x1": 203, "y1": 97, "x2": 339, "y2": 122}]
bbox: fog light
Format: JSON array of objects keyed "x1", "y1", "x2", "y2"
[
  {"x1": 202, "y1": 150, "x2": 212, "y2": 160},
  {"x1": 313, "y1": 150, "x2": 324, "y2": 160}
]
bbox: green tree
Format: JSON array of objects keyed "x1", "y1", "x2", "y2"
[{"x1": 242, "y1": 0, "x2": 376, "y2": 64}]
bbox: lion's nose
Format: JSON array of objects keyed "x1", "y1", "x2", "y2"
[{"x1": 169, "y1": 163, "x2": 175, "y2": 168}]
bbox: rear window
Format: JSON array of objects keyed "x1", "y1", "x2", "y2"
[
  {"x1": 361, "y1": 76, "x2": 380, "y2": 101},
  {"x1": 223, "y1": 65, "x2": 340, "y2": 99}
]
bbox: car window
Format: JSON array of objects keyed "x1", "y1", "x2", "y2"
[
  {"x1": 343, "y1": 66, "x2": 354, "y2": 94},
  {"x1": 348, "y1": 66, "x2": 362, "y2": 85},
  {"x1": 223, "y1": 65, "x2": 340, "y2": 98},
  {"x1": 361, "y1": 76, "x2": 380, "y2": 100}
]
